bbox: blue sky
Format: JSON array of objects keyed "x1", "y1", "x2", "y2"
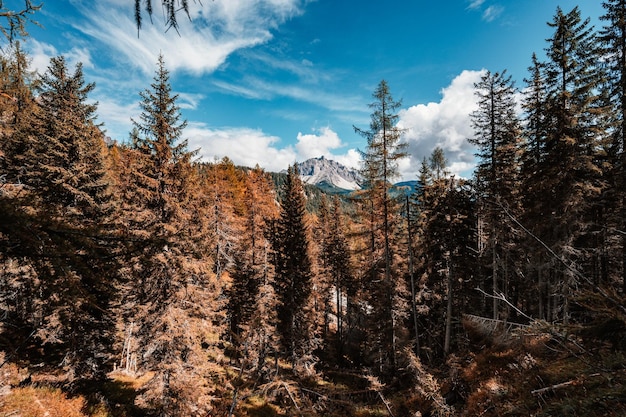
[{"x1": 18, "y1": 0, "x2": 604, "y2": 179}]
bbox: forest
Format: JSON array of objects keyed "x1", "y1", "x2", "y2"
[{"x1": 0, "y1": 2, "x2": 625, "y2": 416}]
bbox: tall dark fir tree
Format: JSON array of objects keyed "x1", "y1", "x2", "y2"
[
  {"x1": 271, "y1": 163, "x2": 315, "y2": 368},
  {"x1": 524, "y1": 6, "x2": 607, "y2": 322},
  {"x1": 1, "y1": 54, "x2": 116, "y2": 377},
  {"x1": 600, "y1": 0, "x2": 626, "y2": 292},
  {"x1": 124, "y1": 54, "x2": 223, "y2": 416},
  {"x1": 469, "y1": 70, "x2": 522, "y2": 320}
]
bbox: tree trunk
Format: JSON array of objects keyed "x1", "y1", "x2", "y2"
[
  {"x1": 406, "y1": 196, "x2": 420, "y2": 356},
  {"x1": 444, "y1": 256, "x2": 453, "y2": 355}
]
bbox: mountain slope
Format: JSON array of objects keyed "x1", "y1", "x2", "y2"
[{"x1": 296, "y1": 156, "x2": 362, "y2": 191}]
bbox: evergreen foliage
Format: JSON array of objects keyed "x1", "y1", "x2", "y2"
[
  {"x1": 470, "y1": 70, "x2": 522, "y2": 320},
  {"x1": 1, "y1": 5, "x2": 626, "y2": 416},
  {"x1": 354, "y1": 79, "x2": 408, "y2": 373},
  {"x1": 270, "y1": 164, "x2": 315, "y2": 368},
  {"x1": 600, "y1": 0, "x2": 626, "y2": 292}
]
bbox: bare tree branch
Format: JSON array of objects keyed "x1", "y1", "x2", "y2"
[
  {"x1": 474, "y1": 287, "x2": 534, "y2": 322},
  {"x1": 0, "y1": 0, "x2": 42, "y2": 44}
]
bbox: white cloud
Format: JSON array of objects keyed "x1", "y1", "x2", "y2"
[
  {"x1": 483, "y1": 5, "x2": 504, "y2": 22},
  {"x1": 295, "y1": 127, "x2": 361, "y2": 168},
  {"x1": 295, "y1": 127, "x2": 342, "y2": 159},
  {"x1": 27, "y1": 39, "x2": 57, "y2": 74},
  {"x1": 187, "y1": 71, "x2": 484, "y2": 178},
  {"x1": 467, "y1": 0, "x2": 486, "y2": 10},
  {"x1": 186, "y1": 123, "x2": 297, "y2": 172},
  {"x1": 72, "y1": 0, "x2": 305, "y2": 75},
  {"x1": 186, "y1": 123, "x2": 360, "y2": 173},
  {"x1": 65, "y1": 47, "x2": 94, "y2": 69},
  {"x1": 176, "y1": 92, "x2": 205, "y2": 110},
  {"x1": 398, "y1": 69, "x2": 484, "y2": 179},
  {"x1": 26, "y1": 40, "x2": 94, "y2": 74},
  {"x1": 94, "y1": 98, "x2": 140, "y2": 140}
]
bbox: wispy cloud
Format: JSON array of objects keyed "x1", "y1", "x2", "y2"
[
  {"x1": 70, "y1": 0, "x2": 306, "y2": 76},
  {"x1": 176, "y1": 92, "x2": 205, "y2": 110},
  {"x1": 466, "y1": 0, "x2": 504, "y2": 23},
  {"x1": 26, "y1": 39, "x2": 93, "y2": 74},
  {"x1": 467, "y1": 0, "x2": 486, "y2": 10},
  {"x1": 229, "y1": 76, "x2": 365, "y2": 113},
  {"x1": 482, "y1": 5, "x2": 504, "y2": 22}
]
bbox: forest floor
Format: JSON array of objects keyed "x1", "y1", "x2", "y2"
[{"x1": 1, "y1": 319, "x2": 625, "y2": 416}]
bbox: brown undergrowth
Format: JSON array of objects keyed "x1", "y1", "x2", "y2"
[
  {"x1": 2, "y1": 318, "x2": 625, "y2": 417},
  {"x1": 456, "y1": 317, "x2": 626, "y2": 416}
]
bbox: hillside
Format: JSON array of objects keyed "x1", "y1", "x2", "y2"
[{"x1": 296, "y1": 156, "x2": 362, "y2": 191}]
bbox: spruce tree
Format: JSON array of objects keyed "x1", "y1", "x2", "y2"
[
  {"x1": 469, "y1": 70, "x2": 522, "y2": 320},
  {"x1": 0, "y1": 54, "x2": 116, "y2": 377},
  {"x1": 271, "y1": 163, "x2": 315, "y2": 368},
  {"x1": 413, "y1": 150, "x2": 476, "y2": 358},
  {"x1": 532, "y1": 6, "x2": 606, "y2": 322},
  {"x1": 125, "y1": 54, "x2": 226, "y2": 416},
  {"x1": 520, "y1": 54, "x2": 558, "y2": 320},
  {"x1": 227, "y1": 164, "x2": 277, "y2": 341},
  {"x1": 600, "y1": 0, "x2": 626, "y2": 292},
  {"x1": 354, "y1": 80, "x2": 408, "y2": 372}
]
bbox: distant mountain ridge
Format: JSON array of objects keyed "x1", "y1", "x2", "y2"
[{"x1": 295, "y1": 156, "x2": 362, "y2": 191}]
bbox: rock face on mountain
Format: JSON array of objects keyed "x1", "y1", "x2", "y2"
[{"x1": 296, "y1": 156, "x2": 362, "y2": 191}]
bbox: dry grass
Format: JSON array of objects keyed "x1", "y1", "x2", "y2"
[
  {"x1": 0, "y1": 386, "x2": 98, "y2": 417},
  {"x1": 458, "y1": 319, "x2": 626, "y2": 417}
]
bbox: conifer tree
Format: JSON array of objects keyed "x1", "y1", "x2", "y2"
[
  {"x1": 0, "y1": 1, "x2": 41, "y2": 43},
  {"x1": 314, "y1": 194, "x2": 334, "y2": 343},
  {"x1": 227, "y1": 165, "x2": 277, "y2": 340},
  {"x1": 134, "y1": 0, "x2": 190, "y2": 34},
  {"x1": 600, "y1": 0, "x2": 626, "y2": 292},
  {"x1": 124, "y1": 54, "x2": 226, "y2": 416},
  {"x1": 271, "y1": 163, "x2": 315, "y2": 368},
  {"x1": 354, "y1": 79, "x2": 408, "y2": 372},
  {"x1": 529, "y1": 6, "x2": 607, "y2": 322},
  {"x1": 314, "y1": 194, "x2": 354, "y2": 363},
  {"x1": 413, "y1": 150, "x2": 476, "y2": 358},
  {"x1": 327, "y1": 195, "x2": 354, "y2": 362},
  {"x1": 1, "y1": 54, "x2": 117, "y2": 377},
  {"x1": 203, "y1": 157, "x2": 245, "y2": 280},
  {"x1": 469, "y1": 70, "x2": 522, "y2": 320},
  {"x1": 520, "y1": 54, "x2": 555, "y2": 320}
]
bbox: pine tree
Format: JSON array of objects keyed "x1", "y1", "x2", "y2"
[
  {"x1": 0, "y1": 54, "x2": 117, "y2": 377},
  {"x1": 600, "y1": 0, "x2": 626, "y2": 292},
  {"x1": 134, "y1": 0, "x2": 190, "y2": 34},
  {"x1": 227, "y1": 164, "x2": 277, "y2": 340},
  {"x1": 530, "y1": 6, "x2": 607, "y2": 322},
  {"x1": 314, "y1": 194, "x2": 334, "y2": 345},
  {"x1": 123, "y1": 54, "x2": 227, "y2": 416},
  {"x1": 0, "y1": 1, "x2": 41, "y2": 44},
  {"x1": 315, "y1": 194, "x2": 355, "y2": 364},
  {"x1": 202, "y1": 157, "x2": 245, "y2": 281},
  {"x1": 354, "y1": 80, "x2": 408, "y2": 372},
  {"x1": 413, "y1": 150, "x2": 476, "y2": 358},
  {"x1": 469, "y1": 70, "x2": 522, "y2": 320},
  {"x1": 271, "y1": 163, "x2": 315, "y2": 369},
  {"x1": 519, "y1": 55, "x2": 554, "y2": 319}
]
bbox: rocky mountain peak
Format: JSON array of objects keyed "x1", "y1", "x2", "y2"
[{"x1": 296, "y1": 156, "x2": 362, "y2": 191}]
